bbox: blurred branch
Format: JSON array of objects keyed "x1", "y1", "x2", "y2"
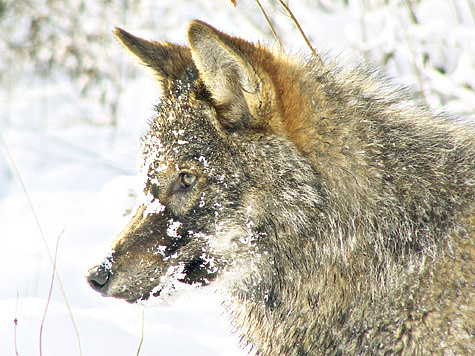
[
  {"x1": 40, "y1": 229, "x2": 64, "y2": 356},
  {"x1": 403, "y1": 0, "x2": 419, "y2": 24},
  {"x1": 468, "y1": 0, "x2": 475, "y2": 22}
]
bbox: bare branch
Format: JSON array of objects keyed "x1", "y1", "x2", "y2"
[
  {"x1": 0, "y1": 133, "x2": 82, "y2": 356},
  {"x1": 277, "y1": 0, "x2": 325, "y2": 66},
  {"x1": 255, "y1": 0, "x2": 283, "y2": 48}
]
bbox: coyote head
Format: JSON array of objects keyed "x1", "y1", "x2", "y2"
[{"x1": 86, "y1": 21, "x2": 325, "y2": 303}]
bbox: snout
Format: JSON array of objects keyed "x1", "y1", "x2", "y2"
[
  {"x1": 86, "y1": 263, "x2": 111, "y2": 294},
  {"x1": 85, "y1": 204, "x2": 213, "y2": 303}
]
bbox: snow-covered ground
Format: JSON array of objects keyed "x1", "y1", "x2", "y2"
[{"x1": 1, "y1": 1, "x2": 474, "y2": 355}]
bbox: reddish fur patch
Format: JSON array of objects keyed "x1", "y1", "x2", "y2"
[{"x1": 217, "y1": 34, "x2": 334, "y2": 156}]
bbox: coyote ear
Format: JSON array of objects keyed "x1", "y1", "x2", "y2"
[
  {"x1": 114, "y1": 27, "x2": 195, "y2": 93},
  {"x1": 187, "y1": 20, "x2": 261, "y2": 129}
]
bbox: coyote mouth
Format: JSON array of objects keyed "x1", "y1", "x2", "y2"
[
  {"x1": 87, "y1": 245, "x2": 221, "y2": 303},
  {"x1": 178, "y1": 256, "x2": 220, "y2": 286}
]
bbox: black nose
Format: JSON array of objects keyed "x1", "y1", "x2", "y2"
[{"x1": 87, "y1": 264, "x2": 111, "y2": 292}]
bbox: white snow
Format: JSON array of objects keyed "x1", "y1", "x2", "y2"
[
  {"x1": 166, "y1": 219, "x2": 182, "y2": 238},
  {"x1": 143, "y1": 195, "x2": 166, "y2": 217},
  {"x1": 1, "y1": 1, "x2": 473, "y2": 355}
]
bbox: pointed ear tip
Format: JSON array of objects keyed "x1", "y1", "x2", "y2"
[
  {"x1": 187, "y1": 20, "x2": 216, "y2": 41},
  {"x1": 188, "y1": 19, "x2": 208, "y2": 30},
  {"x1": 113, "y1": 27, "x2": 129, "y2": 42}
]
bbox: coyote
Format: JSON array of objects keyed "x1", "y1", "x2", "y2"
[{"x1": 87, "y1": 20, "x2": 475, "y2": 355}]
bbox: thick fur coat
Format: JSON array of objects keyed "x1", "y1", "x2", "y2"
[{"x1": 87, "y1": 21, "x2": 475, "y2": 355}]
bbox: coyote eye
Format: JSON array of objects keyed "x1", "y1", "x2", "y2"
[
  {"x1": 180, "y1": 172, "x2": 197, "y2": 188},
  {"x1": 169, "y1": 172, "x2": 198, "y2": 195}
]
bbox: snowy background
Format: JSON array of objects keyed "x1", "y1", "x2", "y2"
[{"x1": 1, "y1": 0, "x2": 474, "y2": 355}]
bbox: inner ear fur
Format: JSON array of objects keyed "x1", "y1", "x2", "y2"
[
  {"x1": 187, "y1": 20, "x2": 265, "y2": 130},
  {"x1": 114, "y1": 27, "x2": 195, "y2": 93}
]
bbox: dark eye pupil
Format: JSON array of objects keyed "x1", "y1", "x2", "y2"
[{"x1": 181, "y1": 173, "x2": 196, "y2": 188}]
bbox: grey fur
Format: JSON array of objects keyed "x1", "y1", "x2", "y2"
[{"x1": 87, "y1": 21, "x2": 475, "y2": 355}]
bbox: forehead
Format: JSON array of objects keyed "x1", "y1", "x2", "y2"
[{"x1": 141, "y1": 84, "x2": 225, "y2": 173}]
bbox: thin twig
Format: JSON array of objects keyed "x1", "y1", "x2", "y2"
[
  {"x1": 136, "y1": 309, "x2": 145, "y2": 356},
  {"x1": 255, "y1": 0, "x2": 283, "y2": 48},
  {"x1": 277, "y1": 0, "x2": 325, "y2": 66},
  {"x1": 39, "y1": 229, "x2": 63, "y2": 356},
  {"x1": 14, "y1": 292, "x2": 20, "y2": 356},
  {"x1": 0, "y1": 133, "x2": 82, "y2": 356}
]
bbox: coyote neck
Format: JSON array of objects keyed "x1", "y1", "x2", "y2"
[{"x1": 227, "y1": 219, "x2": 474, "y2": 355}]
